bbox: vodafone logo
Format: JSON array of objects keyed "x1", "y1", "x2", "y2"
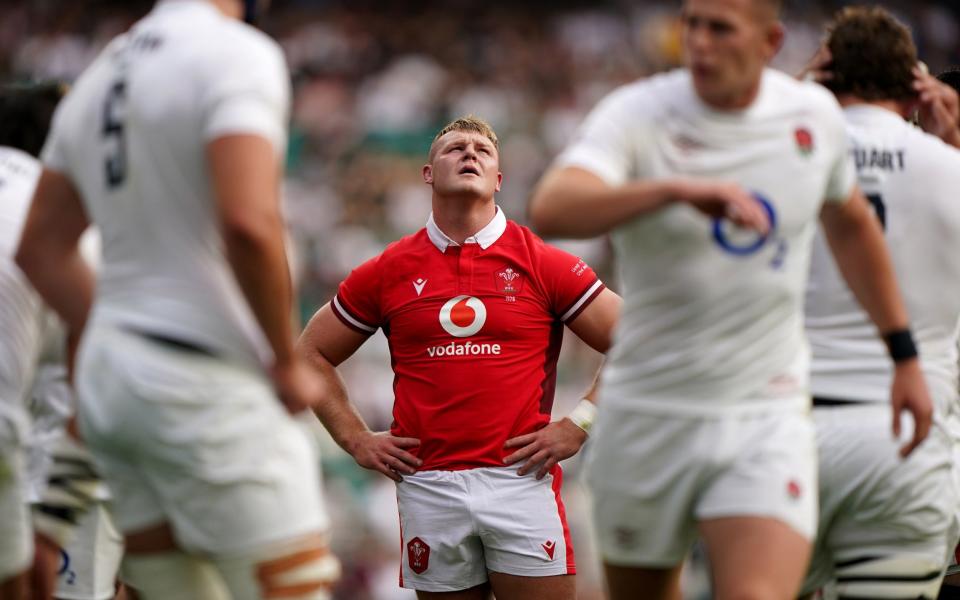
[{"x1": 439, "y1": 295, "x2": 486, "y2": 338}]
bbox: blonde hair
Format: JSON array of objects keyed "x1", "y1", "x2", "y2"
[{"x1": 429, "y1": 115, "x2": 499, "y2": 160}]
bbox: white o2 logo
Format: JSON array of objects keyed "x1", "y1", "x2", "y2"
[{"x1": 439, "y1": 296, "x2": 487, "y2": 337}]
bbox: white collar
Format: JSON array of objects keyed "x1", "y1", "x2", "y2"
[{"x1": 426, "y1": 206, "x2": 507, "y2": 253}]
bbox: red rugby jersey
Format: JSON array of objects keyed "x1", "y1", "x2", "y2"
[{"x1": 332, "y1": 208, "x2": 604, "y2": 470}]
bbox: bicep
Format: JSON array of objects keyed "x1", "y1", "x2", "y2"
[
  {"x1": 296, "y1": 302, "x2": 369, "y2": 367},
  {"x1": 18, "y1": 169, "x2": 89, "y2": 260},
  {"x1": 565, "y1": 288, "x2": 621, "y2": 353},
  {"x1": 206, "y1": 134, "x2": 281, "y2": 229},
  {"x1": 819, "y1": 186, "x2": 874, "y2": 236}
]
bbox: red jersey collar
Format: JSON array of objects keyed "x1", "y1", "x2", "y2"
[{"x1": 426, "y1": 206, "x2": 507, "y2": 253}]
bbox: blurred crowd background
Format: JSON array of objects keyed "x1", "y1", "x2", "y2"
[{"x1": 3, "y1": 1, "x2": 959, "y2": 598}]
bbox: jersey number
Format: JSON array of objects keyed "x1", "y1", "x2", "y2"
[
  {"x1": 102, "y1": 79, "x2": 127, "y2": 188},
  {"x1": 866, "y1": 193, "x2": 886, "y2": 230}
]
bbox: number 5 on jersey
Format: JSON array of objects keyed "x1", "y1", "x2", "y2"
[{"x1": 103, "y1": 79, "x2": 127, "y2": 188}]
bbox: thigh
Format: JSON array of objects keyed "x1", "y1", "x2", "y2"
[
  {"x1": 474, "y1": 465, "x2": 573, "y2": 578},
  {"x1": 397, "y1": 471, "x2": 485, "y2": 592},
  {"x1": 488, "y1": 572, "x2": 574, "y2": 600},
  {"x1": 700, "y1": 516, "x2": 811, "y2": 600},
  {"x1": 587, "y1": 408, "x2": 704, "y2": 567},
  {"x1": 602, "y1": 563, "x2": 683, "y2": 600},
  {"x1": 416, "y1": 582, "x2": 491, "y2": 600},
  {"x1": 55, "y1": 503, "x2": 124, "y2": 600}
]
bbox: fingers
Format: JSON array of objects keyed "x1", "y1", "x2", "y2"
[
  {"x1": 503, "y1": 441, "x2": 539, "y2": 466},
  {"x1": 517, "y1": 449, "x2": 549, "y2": 477},
  {"x1": 392, "y1": 436, "x2": 421, "y2": 448},
  {"x1": 504, "y1": 433, "x2": 535, "y2": 449},
  {"x1": 386, "y1": 445, "x2": 423, "y2": 468},
  {"x1": 725, "y1": 191, "x2": 770, "y2": 235},
  {"x1": 891, "y1": 399, "x2": 902, "y2": 439},
  {"x1": 535, "y1": 457, "x2": 559, "y2": 480},
  {"x1": 900, "y1": 403, "x2": 932, "y2": 458},
  {"x1": 383, "y1": 454, "x2": 417, "y2": 475}
]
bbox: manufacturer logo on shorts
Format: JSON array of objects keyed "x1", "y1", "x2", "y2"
[
  {"x1": 787, "y1": 479, "x2": 802, "y2": 500},
  {"x1": 407, "y1": 537, "x2": 430, "y2": 574},
  {"x1": 541, "y1": 540, "x2": 556, "y2": 560},
  {"x1": 439, "y1": 295, "x2": 486, "y2": 337}
]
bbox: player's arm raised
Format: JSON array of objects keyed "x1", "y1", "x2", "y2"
[
  {"x1": 529, "y1": 167, "x2": 769, "y2": 239},
  {"x1": 296, "y1": 303, "x2": 422, "y2": 482},
  {"x1": 819, "y1": 187, "x2": 932, "y2": 457},
  {"x1": 504, "y1": 288, "x2": 620, "y2": 479}
]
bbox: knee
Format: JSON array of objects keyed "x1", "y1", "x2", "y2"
[{"x1": 254, "y1": 543, "x2": 341, "y2": 600}]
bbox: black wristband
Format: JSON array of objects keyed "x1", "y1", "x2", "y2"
[{"x1": 883, "y1": 329, "x2": 918, "y2": 363}]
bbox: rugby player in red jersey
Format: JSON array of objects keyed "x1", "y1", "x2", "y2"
[{"x1": 298, "y1": 116, "x2": 620, "y2": 600}]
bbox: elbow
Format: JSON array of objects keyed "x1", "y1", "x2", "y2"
[
  {"x1": 14, "y1": 235, "x2": 44, "y2": 281},
  {"x1": 221, "y1": 211, "x2": 282, "y2": 253},
  {"x1": 527, "y1": 191, "x2": 561, "y2": 238}
]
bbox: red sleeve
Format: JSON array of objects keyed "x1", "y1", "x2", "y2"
[
  {"x1": 536, "y1": 241, "x2": 605, "y2": 323},
  {"x1": 331, "y1": 255, "x2": 382, "y2": 335}
]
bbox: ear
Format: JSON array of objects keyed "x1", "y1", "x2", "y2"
[
  {"x1": 495, "y1": 171, "x2": 502, "y2": 192},
  {"x1": 423, "y1": 164, "x2": 433, "y2": 185},
  {"x1": 765, "y1": 21, "x2": 785, "y2": 61}
]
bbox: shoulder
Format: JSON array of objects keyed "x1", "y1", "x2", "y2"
[
  {"x1": 903, "y1": 125, "x2": 960, "y2": 179},
  {"x1": 768, "y1": 70, "x2": 843, "y2": 116},
  {"x1": 369, "y1": 229, "x2": 430, "y2": 266},
  {"x1": 593, "y1": 70, "x2": 686, "y2": 116}
]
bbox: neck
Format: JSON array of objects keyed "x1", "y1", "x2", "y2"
[
  {"x1": 836, "y1": 94, "x2": 910, "y2": 118},
  {"x1": 206, "y1": 0, "x2": 242, "y2": 19},
  {"x1": 431, "y1": 195, "x2": 496, "y2": 244},
  {"x1": 703, "y1": 77, "x2": 763, "y2": 111}
]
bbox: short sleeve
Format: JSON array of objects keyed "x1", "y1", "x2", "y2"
[
  {"x1": 536, "y1": 241, "x2": 606, "y2": 323},
  {"x1": 823, "y1": 103, "x2": 857, "y2": 204},
  {"x1": 331, "y1": 255, "x2": 383, "y2": 335},
  {"x1": 554, "y1": 86, "x2": 643, "y2": 187},
  {"x1": 40, "y1": 102, "x2": 70, "y2": 175},
  {"x1": 201, "y1": 33, "x2": 291, "y2": 156}
]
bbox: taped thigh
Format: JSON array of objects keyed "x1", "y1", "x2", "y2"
[
  {"x1": 214, "y1": 536, "x2": 340, "y2": 600},
  {"x1": 834, "y1": 555, "x2": 945, "y2": 599}
]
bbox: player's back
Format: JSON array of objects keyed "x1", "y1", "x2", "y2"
[
  {"x1": 806, "y1": 105, "x2": 960, "y2": 412},
  {"x1": 44, "y1": 0, "x2": 290, "y2": 367},
  {"x1": 0, "y1": 146, "x2": 43, "y2": 408}
]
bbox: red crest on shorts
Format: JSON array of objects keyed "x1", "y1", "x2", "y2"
[
  {"x1": 787, "y1": 479, "x2": 802, "y2": 499},
  {"x1": 794, "y1": 127, "x2": 814, "y2": 156},
  {"x1": 407, "y1": 537, "x2": 430, "y2": 574}
]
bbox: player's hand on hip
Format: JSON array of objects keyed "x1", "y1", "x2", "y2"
[
  {"x1": 676, "y1": 180, "x2": 771, "y2": 235},
  {"x1": 914, "y1": 65, "x2": 960, "y2": 146},
  {"x1": 345, "y1": 431, "x2": 422, "y2": 482},
  {"x1": 503, "y1": 419, "x2": 587, "y2": 480},
  {"x1": 271, "y1": 358, "x2": 326, "y2": 414},
  {"x1": 890, "y1": 358, "x2": 934, "y2": 458}
]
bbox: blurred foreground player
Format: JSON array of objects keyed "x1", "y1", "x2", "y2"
[
  {"x1": 529, "y1": 0, "x2": 932, "y2": 598},
  {"x1": 0, "y1": 82, "x2": 64, "y2": 600},
  {"x1": 801, "y1": 7, "x2": 960, "y2": 599},
  {"x1": 298, "y1": 116, "x2": 621, "y2": 600},
  {"x1": 15, "y1": 0, "x2": 339, "y2": 598}
]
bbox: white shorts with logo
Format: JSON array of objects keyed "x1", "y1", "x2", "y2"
[
  {"x1": 587, "y1": 403, "x2": 817, "y2": 567},
  {"x1": 802, "y1": 403, "x2": 958, "y2": 596},
  {"x1": 74, "y1": 325, "x2": 328, "y2": 556},
  {"x1": 55, "y1": 503, "x2": 124, "y2": 600},
  {"x1": 396, "y1": 463, "x2": 574, "y2": 592}
]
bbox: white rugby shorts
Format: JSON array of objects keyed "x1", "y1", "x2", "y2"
[
  {"x1": 74, "y1": 324, "x2": 328, "y2": 556},
  {"x1": 587, "y1": 403, "x2": 817, "y2": 566},
  {"x1": 396, "y1": 463, "x2": 575, "y2": 592},
  {"x1": 55, "y1": 503, "x2": 124, "y2": 600}
]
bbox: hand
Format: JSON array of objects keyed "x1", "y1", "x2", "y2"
[
  {"x1": 675, "y1": 180, "x2": 771, "y2": 235},
  {"x1": 890, "y1": 358, "x2": 933, "y2": 457},
  {"x1": 503, "y1": 419, "x2": 587, "y2": 480},
  {"x1": 344, "y1": 430, "x2": 422, "y2": 482},
  {"x1": 796, "y1": 45, "x2": 833, "y2": 84},
  {"x1": 914, "y1": 65, "x2": 960, "y2": 147},
  {"x1": 271, "y1": 358, "x2": 326, "y2": 414}
]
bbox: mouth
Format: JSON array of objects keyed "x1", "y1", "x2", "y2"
[{"x1": 458, "y1": 165, "x2": 480, "y2": 176}]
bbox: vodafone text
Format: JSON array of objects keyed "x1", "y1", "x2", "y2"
[{"x1": 426, "y1": 340, "x2": 502, "y2": 357}]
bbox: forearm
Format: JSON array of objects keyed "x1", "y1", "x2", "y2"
[
  {"x1": 529, "y1": 168, "x2": 678, "y2": 238},
  {"x1": 17, "y1": 247, "x2": 93, "y2": 335},
  {"x1": 224, "y1": 219, "x2": 296, "y2": 365},
  {"x1": 822, "y1": 206, "x2": 909, "y2": 333},
  {"x1": 296, "y1": 341, "x2": 370, "y2": 453}
]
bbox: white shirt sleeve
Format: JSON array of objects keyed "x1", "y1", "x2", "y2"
[
  {"x1": 201, "y1": 33, "x2": 291, "y2": 156},
  {"x1": 823, "y1": 103, "x2": 857, "y2": 204},
  {"x1": 555, "y1": 85, "x2": 642, "y2": 187}
]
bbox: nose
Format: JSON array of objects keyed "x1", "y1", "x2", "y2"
[{"x1": 685, "y1": 22, "x2": 710, "y2": 55}]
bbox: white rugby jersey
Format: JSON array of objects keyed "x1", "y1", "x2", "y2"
[
  {"x1": 557, "y1": 69, "x2": 855, "y2": 413},
  {"x1": 806, "y1": 105, "x2": 960, "y2": 416},
  {"x1": 0, "y1": 147, "x2": 43, "y2": 437},
  {"x1": 42, "y1": 0, "x2": 291, "y2": 367}
]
